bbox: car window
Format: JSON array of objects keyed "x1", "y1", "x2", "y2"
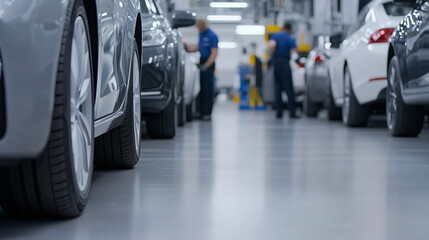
[{"x1": 383, "y1": 2, "x2": 413, "y2": 16}]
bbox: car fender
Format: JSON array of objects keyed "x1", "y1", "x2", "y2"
[{"x1": 0, "y1": 0, "x2": 70, "y2": 158}]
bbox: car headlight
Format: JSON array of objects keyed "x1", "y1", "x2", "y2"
[{"x1": 143, "y1": 29, "x2": 167, "y2": 47}]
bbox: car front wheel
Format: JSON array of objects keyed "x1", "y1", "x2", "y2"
[
  {"x1": 387, "y1": 56, "x2": 424, "y2": 137},
  {"x1": 304, "y1": 79, "x2": 321, "y2": 117},
  {"x1": 0, "y1": 0, "x2": 94, "y2": 218}
]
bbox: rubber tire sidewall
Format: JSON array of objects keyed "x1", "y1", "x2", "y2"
[
  {"x1": 63, "y1": 0, "x2": 94, "y2": 210},
  {"x1": 327, "y1": 73, "x2": 342, "y2": 121},
  {"x1": 387, "y1": 56, "x2": 424, "y2": 137},
  {"x1": 304, "y1": 78, "x2": 319, "y2": 117},
  {"x1": 342, "y1": 67, "x2": 369, "y2": 127}
]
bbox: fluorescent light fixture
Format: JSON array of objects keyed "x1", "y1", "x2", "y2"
[
  {"x1": 219, "y1": 42, "x2": 238, "y2": 49},
  {"x1": 210, "y1": 2, "x2": 248, "y2": 8},
  {"x1": 207, "y1": 15, "x2": 242, "y2": 22},
  {"x1": 235, "y1": 25, "x2": 265, "y2": 35}
]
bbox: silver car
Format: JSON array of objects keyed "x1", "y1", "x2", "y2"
[
  {"x1": 0, "y1": 0, "x2": 142, "y2": 218},
  {"x1": 304, "y1": 34, "x2": 343, "y2": 120}
]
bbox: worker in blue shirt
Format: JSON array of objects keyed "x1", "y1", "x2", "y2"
[
  {"x1": 184, "y1": 19, "x2": 219, "y2": 121},
  {"x1": 269, "y1": 22, "x2": 300, "y2": 119}
]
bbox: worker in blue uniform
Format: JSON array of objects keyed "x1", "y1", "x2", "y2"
[
  {"x1": 184, "y1": 19, "x2": 219, "y2": 121},
  {"x1": 269, "y1": 22, "x2": 300, "y2": 119}
]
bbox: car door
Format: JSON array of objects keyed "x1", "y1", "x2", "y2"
[{"x1": 95, "y1": 0, "x2": 120, "y2": 119}]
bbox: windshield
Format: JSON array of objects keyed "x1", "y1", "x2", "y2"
[{"x1": 383, "y1": 2, "x2": 413, "y2": 17}]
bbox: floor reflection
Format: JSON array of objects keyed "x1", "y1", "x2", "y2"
[{"x1": 1, "y1": 103, "x2": 429, "y2": 240}]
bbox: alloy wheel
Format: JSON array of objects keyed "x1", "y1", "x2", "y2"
[
  {"x1": 132, "y1": 51, "x2": 141, "y2": 155},
  {"x1": 70, "y1": 16, "x2": 94, "y2": 193}
]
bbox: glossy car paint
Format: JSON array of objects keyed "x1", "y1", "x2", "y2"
[
  {"x1": 0, "y1": 0, "x2": 141, "y2": 159},
  {"x1": 329, "y1": 0, "x2": 404, "y2": 107},
  {"x1": 389, "y1": 0, "x2": 429, "y2": 104},
  {"x1": 140, "y1": 0, "x2": 185, "y2": 113}
]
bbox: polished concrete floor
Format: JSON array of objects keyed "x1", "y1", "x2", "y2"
[{"x1": 1, "y1": 102, "x2": 429, "y2": 240}]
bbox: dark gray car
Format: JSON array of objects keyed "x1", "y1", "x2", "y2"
[
  {"x1": 140, "y1": 0, "x2": 195, "y2": 138},
  {"x1": 0, "y1": 0, "x2": 142, "y2": 218}
]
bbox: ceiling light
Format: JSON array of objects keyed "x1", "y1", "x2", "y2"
[
  {"x1": 235, "y1": 25, "x2": 265, "y2": 36},
  {"x1": 219, "y1": 42, "x2": 238, "y2": 49},
  {"x1": 210, "y1": 2, "x2": 249, "y2": 8},
  {"x1": 207, "y1": 15, "x2": 242, "y2": 22}
]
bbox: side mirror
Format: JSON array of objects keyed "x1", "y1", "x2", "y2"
[
  {"x1": 393, "y1": 0, "x2": 418, "y2": 7},
  {"x1": 172, "y1": 11, "x2": 196, "y2": 29}
]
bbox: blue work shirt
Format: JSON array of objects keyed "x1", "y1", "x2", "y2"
[
  {"x1": 199, "y1": 28, "x2": 218, "y2": 59},
  {"x1": 271, "y1": 31, "x2": 297, "y2": 59}
]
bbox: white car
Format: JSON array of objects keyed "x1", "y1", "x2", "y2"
[
  {"x1": 183, "y1": 52, "x2": 200, "y2": 121},
  {"x1": 328, "y1": 0, "x2": 412, "y2": 127}
]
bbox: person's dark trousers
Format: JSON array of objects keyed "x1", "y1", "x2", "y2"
[
  {"x1": 200, "y1": 58, "x2": 215, "y2": 117},
  {"x1": 274, "y1": 57, "x2": 296, "y2": 118}
]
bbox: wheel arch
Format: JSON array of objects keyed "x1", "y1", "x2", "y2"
[{"x1": 82, "y1": 0, "x2": 99, "y2": 97}]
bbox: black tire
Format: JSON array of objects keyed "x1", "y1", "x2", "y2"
[
  {"x1": 0, "y1": 0, "x2": 94, "y2": 218},
  {"x1": 95, "y1": 40, "x2": 141, "y2": 169},
  {"x1": 304, "y1": 81, "x2": 320, "y2": 117},
  {"x1": 387, "y1": 56, "x2": 424, "y2": 137},
  {"x1": 146, "y1": 96, "x2": 176, "y2": 139},
  {"x1": 178, "y1": 96, "x2": 186, "y2": 127},
  {"x1": 327, "y1": 82, "x2": 342, "y2": 121},
  {"x1": 186, "y1": 100, "x2": 194, "y2": 122},
  {"x1": 342, "y1": 67, "x2": 369, "y2": 127}
]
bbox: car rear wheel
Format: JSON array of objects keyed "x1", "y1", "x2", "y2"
[
  {"x1": 178, "y1": 96, "x2": 186, "y2": 127},
  {"x1": 304, "y1": 80, "x2": 320, "y2": 117},
  {"x1": 146, "y1": 96, "x2": 176, "y2": 139},
  {"x1": 387, "y1": 56, "x2": 424, "y2": 137},
  {"x1": 94, "y1": 40, "x2": 141, "y2": 169},
  {"x1": 186, "y1": 99, "x2": 195, "y2": 122},
  {"x1": 0, "y1": 0, "x2": 94, "y2": 218},
  {"x1": 342, "y1": 67, "x2": 369, "y2": 127},
  {"x1": 327, "y1": 84, "x2": 342, "y2": 121}
]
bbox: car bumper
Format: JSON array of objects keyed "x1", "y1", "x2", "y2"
[
  {"x1": 349, "y1": 43, "x2": 388, "y2": 104},
  {"x1": 141, "y1": 45, "x2": 173, "y2": 113},
  {"x1": 0, "y1": 1, "x2": 67, "y2": 159}
]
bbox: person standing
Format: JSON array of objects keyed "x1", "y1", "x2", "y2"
[
  {"x1": 184, "y1": 19, "x2": 219, "y2": 121},
  {"x1": 269, "y1": 22, "x2": 300, "y2": 119}
]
